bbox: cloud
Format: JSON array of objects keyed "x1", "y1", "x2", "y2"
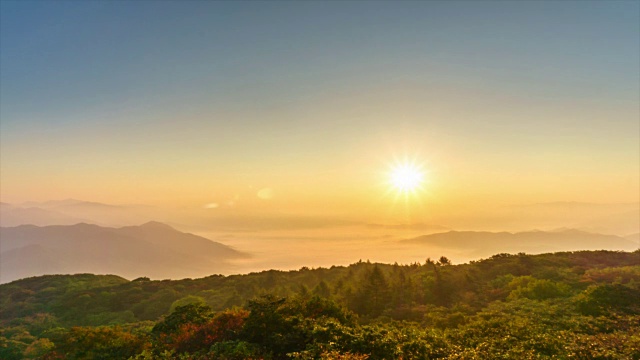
[
  {"x1": 257, "y1": 188, "x2": 275, "y2": 200},
  {"x1": 203, "y1": 203, "x2": 219, "y2": 209},
  {"x1": 366, "y1": 223, "x2": 450, "y2": 232},
  {"x1": 194, "y1": 214, "x2": 360, "y2": 232}
]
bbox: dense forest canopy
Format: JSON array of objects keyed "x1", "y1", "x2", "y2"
[{"x1": 1, "y1": 250, "x2": 639, "y2": 359}]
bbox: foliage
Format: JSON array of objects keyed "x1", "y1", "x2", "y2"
[
  {"x1": 42, "y1": 326, "x2": 149, "y2": 359},
  {"x1": 1, "y1": 250, "x2": 639, "y2": 359}
]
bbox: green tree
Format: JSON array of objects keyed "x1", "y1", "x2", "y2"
[
  {"x1": 576, "y1": 284, "x2": 640, "y2": 316},
  {"x1": 352, "y1": 266, "x2": 390, "y2": 317},
  {"x1": 169, "y1": 295, "x2": 206, "y2": 313},
  {"x1": 151, "y1": 303, "x2": 213, "y2": 339},
  {"x1": 313, "y1": 281, "x2": 331, "y2": 299},
  {"x1": 46, "y1": 326, "x2": 149, "y2": 360},
  {"x1": 240, "y1": 295, "x2": 293, "y2": 358}
]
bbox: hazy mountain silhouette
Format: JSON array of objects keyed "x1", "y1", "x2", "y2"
[
  {"x1": 501, "y1": 202, "x2": 639, "y2": 235},
  {"x1": 625, "y1": 233, "x2": 640, "y2": 244},
  {"x1": 21, "y1": 199, "x2": 123, "y2": 209},
  {"x1": 0, "y1": 203, "x2": 89, "y2": 227},
  {"x1": 0, "y1": 222, "x2": 249, "y2": 283},
  {"x1": 3, "y1": 200, "x2": 158, "y2": 227},
  {"x1": 574, "y1": 209, "x2": 640, "y2": 236},
  {"x1": 402, "y1": 229, "x2": 638, "y2": 259}
]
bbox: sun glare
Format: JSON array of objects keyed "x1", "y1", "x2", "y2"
[{"x1": 389, "y1": 163, "x2": 425, "y2": 192}]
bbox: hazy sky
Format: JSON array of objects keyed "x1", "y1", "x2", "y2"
[{"x1": 1, "y1": 1, "x2": 639, "y2": 224}]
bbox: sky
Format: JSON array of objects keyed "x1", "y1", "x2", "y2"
[{"x1": 1, "y1": 1, "x2": 639, "y2": 229}]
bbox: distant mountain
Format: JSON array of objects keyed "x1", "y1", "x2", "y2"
[
  {"x1": 3, "y1": 199, "x2": 158, "y2": 227},
  {"x1": 625, "y1": 233, "x2": 640, "y2": 243},
  {"x1": 0, "y1": 222, "x2": 249, "y2": 283},
  {"x1": 21, "y1": 199, "x2": 115, "y2": 208},
  {"x1": 401, "y1": 229, "x2": 638, "y2": 259},
  {"x1": 0, "y1": 203, "x2": 89, "y2": 227},
  {"x1": 574, "y1": 209, "x2": 640, "y2": 236},
  {"x1": 495, "y1": 202, "x2": 640, "y2": 235}
]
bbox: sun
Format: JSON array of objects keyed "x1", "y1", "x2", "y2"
[{"x1": 389, "y1": 163, "x2": 425, "y2": 192}]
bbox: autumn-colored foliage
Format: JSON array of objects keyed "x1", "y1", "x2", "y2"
[{"x1": 1, "y1": 251, "x2": 639, "y2": 359}]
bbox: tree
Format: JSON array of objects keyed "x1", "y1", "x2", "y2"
[
  {"x1": 352, "y1": 266, "x2": 390, "y2": 317},
  {"x1": 576, "y1": 284, "x2": 640, "y2": 316},
  {"x1": 313, "y1": 281, "x2": 331, "y2": 298},
  {"x1": 240, "y1": 295, "x2": 295, "y2": 359},
  {"x1": 45, "y1": 326, "x2": 149, "y2": 360},
  {"x1": 170, "y1": 308, "x2": 249, "y2": 355},
  {"x1": 438, "y1": 256, "x2": 451, "y2": 266},
  {"x1": 169, "y1": 295, "x2": 207, "y2": 313},
  {"x1": 153, "y1": 303, "x2": 212, "y2": 334},
  {"x1": 23, "y1": 338, "x2": 54, "y2": 358}
]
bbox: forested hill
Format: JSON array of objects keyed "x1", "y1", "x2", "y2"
[{"x1": 1, "y1": 250, "x2": 639, "y2": 359}]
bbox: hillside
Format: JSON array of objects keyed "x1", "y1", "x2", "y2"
[
  {"x1": 0, "y1": 222, "x2": 249, "y2": 283},
  {"x1": 0, "y1": 250, "x2": 638, "y2": 359},
  {"x1": 1, "y1": 250, "x2": 637, "y2": 326}
]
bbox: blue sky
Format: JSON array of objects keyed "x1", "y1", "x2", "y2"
[{"x1": 3, "y1": 1, "x2": 637, "y2": 126}]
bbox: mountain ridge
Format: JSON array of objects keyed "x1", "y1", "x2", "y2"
[
  {"x1": 401, "y1": 229, "x2": 638, "y2": 258},
  {"x1": 0, "y1": 222, "x2": 249, "y2": 283}
]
